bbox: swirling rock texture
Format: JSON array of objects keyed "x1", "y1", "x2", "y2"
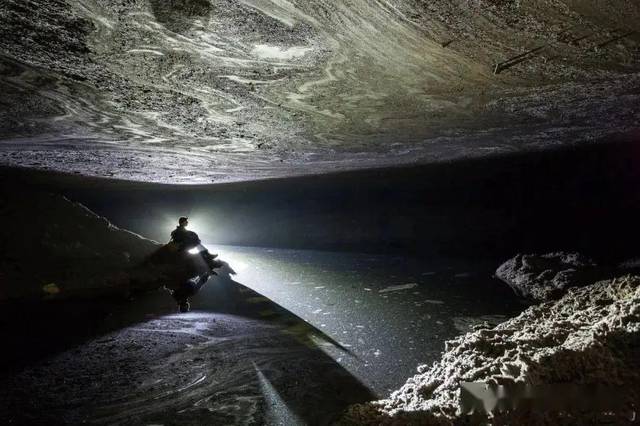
[
  {"x1": 0, "y1": 308, "x2": 374, "y2": 425},
  {"x1": 340, "y1": 275, "x2": 640, "y2": 425},
  {"x1": 495, "y1": 252, "x2": 601, "y2": 301},
  {"x1": 1, "y1": 0, "x2": 639, "y2": 182}
]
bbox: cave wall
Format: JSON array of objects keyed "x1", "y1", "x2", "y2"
[
  {"x1": 11, "y1": 135, "x2": 635, "y2": 262},
  {"x1": 0, "y1": 185, "x2": 161, "y2": 301}
]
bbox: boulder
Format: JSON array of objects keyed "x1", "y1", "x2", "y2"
[
  {"x1": 495, "y1": 252, "x2": 601, "y2": 301},
  {"x1": 341, "y1": 275, "x2": 640, "y2": 425}
]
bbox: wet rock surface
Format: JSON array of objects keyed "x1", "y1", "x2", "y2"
[
  {"x1": 0, "y1": 0, "x2": 639, "y2": 182},
  {"x1": 340, "y1": 275, "x2": 640, "y2": 425},
  {"x1": 0, "y1": 278, "x2": 374, "y2": 426},
  {"x1": 495, "y1": 252, "x2": 601, "y2": 301}
]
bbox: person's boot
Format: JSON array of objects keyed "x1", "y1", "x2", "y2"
[
  {"x1": 179, "y1": 300, "x2": 190, "y2": 313},
  {"x1": 201, "y1": 250, "x2": 219, "y2": 271}
]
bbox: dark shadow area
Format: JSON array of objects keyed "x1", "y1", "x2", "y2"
[
  {"x1": 5, "y1": 134, "x2": 639, "y2": 263},
  {"x1": 0, "y1": 267, "x2": 373, "y2": 425},
  {"x1": 149, "y1": 0, "x2": 213, "y2": 33},
  {"x1": 0, "y1": 290, "x2": 174, "y2": 372}
]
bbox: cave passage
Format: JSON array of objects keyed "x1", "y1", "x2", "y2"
[{"x1": 1, "y1": 137, "x2": 640, "y2": 424}]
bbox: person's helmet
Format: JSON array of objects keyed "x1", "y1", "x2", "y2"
[{"x1": 178, "y1": 216, "x2": 189, "y2": 226}]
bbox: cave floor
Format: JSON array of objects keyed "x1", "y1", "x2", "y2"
[
  {"x1": 205, "y1": 245, "x2": 526, "y2": 395},
  {"x1": 0, "y1": 246, "x2": 525, "y2": 425}
]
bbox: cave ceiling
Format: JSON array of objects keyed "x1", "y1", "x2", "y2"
[{"x1": 0, "y1": 0, "x2": 639, "y2": 182}]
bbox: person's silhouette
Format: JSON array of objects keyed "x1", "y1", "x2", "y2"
[{"x1": 169, "y1": 217, "x2": 218, "y2": 270}]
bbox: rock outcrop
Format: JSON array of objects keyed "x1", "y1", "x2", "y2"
[
  {"x1": 1, "y1": 0, "x2": 639, "y2": 182},
  {"x1": 341, "y1": 275, "x2": 640, "y2": 425},
  {"x1": 0, "y1": 189, "x2": 163, "y2": 301},
  {"x1": 495, "y1": 252, "x2": 601, "y2": 301}
]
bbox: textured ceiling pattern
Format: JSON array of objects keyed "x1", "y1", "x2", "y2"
[{"x1": 0, "y1": 0, "x2": 639, "y2": 182}]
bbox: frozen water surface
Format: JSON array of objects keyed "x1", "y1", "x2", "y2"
[
  {"x1": 204, "y1": 245, "x2": 525, "y2": 395},
  {"x1": 0, "y1": 245, "x2": 526, "y2": 425}
]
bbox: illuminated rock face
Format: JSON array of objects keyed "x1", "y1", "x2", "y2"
[
  {"x1": 0, "y1": 0, "x2": 639, "y2": 182},
  {"x1": 341, "y1": 275, "x2": 640, "y2": 425},
  {"x1": 495, "y1": 252, "x2": 601, "y2": 301}
]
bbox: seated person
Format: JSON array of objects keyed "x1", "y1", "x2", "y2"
[
  {"x1": 170, "y1": 217, "x2": 218, "y2": 269},
  {"x1": 170, "y1": 216, "x2": 201, "y2": 251}
]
